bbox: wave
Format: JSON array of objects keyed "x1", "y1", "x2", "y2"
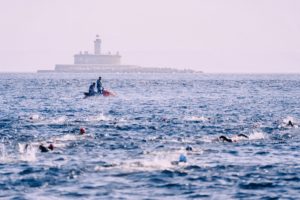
[
  {"x1": 278, "y1": 116, "x2": 298, "y2": 128},
  {"x1": 183, "y1": 116, "x2": 210, "y2": 122},
  {"x1": 248, "y1": 131, "x2": 266, "y2": 140},
  {"x1": 84, "y1": 113, "x2": 112, "y2": 122},
  {"x1": 18, "y1": 143, "x2": 38, "y2": 162},
  {"x1": 26, "y1": 114, "x2": 68, "y2": 125}
]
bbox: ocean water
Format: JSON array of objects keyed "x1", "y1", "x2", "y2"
[{"x1": 0, "y1": 73, "x2": 300, "y2": 199}]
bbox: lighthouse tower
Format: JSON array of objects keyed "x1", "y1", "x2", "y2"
[{"x1": 94, "y1": 35, "x2": 101, "y2": 55}]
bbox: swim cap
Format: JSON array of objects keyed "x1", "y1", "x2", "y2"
[
  {"x1": 48, "y1": 144, "x2": 54, "y2": 150},
  {"x1": 185, "y1": 146, "x2": 193, "y2": 151},
  {"x1": 80, "y1": 127, "x2": 86, "y2": 134},
  {"x1": 179, "y1": 154, "x2": 187, "y2": 163}
]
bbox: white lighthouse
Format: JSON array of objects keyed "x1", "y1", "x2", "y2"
[
  {"x1": 94, "y1": 35, "x2": 101, "y2": 55},
  {"x1": 73, "y1": 35, "x2": 121, "y2": 65}
]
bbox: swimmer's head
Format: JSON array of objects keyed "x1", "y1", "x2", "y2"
[
  {"x1": 179, "y1": 154, "x2": 187, "y2": 163},
  {"x1": 185, "y1": 145, "x2": 193, "y2": 151},
  {"x1": 80, "y1": 127, "x2": 86, "y2": 135}
]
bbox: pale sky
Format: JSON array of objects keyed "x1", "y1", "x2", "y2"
[{"x1": 0, "y1": 0, "x2": 299, "y2": 73}]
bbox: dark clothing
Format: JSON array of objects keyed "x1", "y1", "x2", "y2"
[
  {"x1": 39, "y1": 145, "x2": 49, "y2": 152},
  {"x1": 89, "y1": 84, "x2": 96, "y2": 95},
  {"x1": 219, "y1": 136, "x2": 233, "y2": 143},
  {"x1": 96, "y1": 79, "x2": 103, "y2": 94},
  {"x1": 237, "y1": 134, "x2": 249, "y2": 138}
]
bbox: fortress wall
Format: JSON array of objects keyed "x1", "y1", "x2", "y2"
[
  {"x1": 74, "y1": 55, "x2": 121, "y2": 65},
  {"x1": 55, "y1": 64, "x2": 139, "y2": 71}
]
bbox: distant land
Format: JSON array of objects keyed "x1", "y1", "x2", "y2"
[{"x1": 37, "y1": 35, "x2": 202, "y2": 73}]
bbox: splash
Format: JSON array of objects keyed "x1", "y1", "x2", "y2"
[
  {"x1": 27, "y1": 114, "x2": 68, "y2": 125},
  {"x1": 28, "y1": 114, "x2": 42, "y2": 122},
  {"x1": 18, "y1": 143, "x2": 37, "y2": 162},
  {"x1": 85, "y1": 113, "x2": 111, "y2": 122},
  {"x1": 50, "y1": 116, "x2": 68, "y2": 124},
  {"x1": 283, "y1": 116, "x2": 295, "y2": 124},
  {"x1": 54, "y1": 134, "x2": 78, "y2": 142},
  {"x1": 280, "y1": 116, "x2": 298, "y2": 128},
  {"x1": 248, "y1": 131, "x2": 266, "y2": 140},
  {"x1": 95, "y1": 148, "x2": 191, "y2": 172},
  {"x1": 184, "y1": 116, "x2": 210, "y2": 122}
]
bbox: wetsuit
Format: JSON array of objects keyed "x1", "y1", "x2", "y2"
[
  {"x1": 237, "y1": 134, "x2": 249, "y2": 139},
  {"x1": 89, "y1": 84, "x2": 96, "y2": 95},
  {"x1": 39, "y1": 145, "x2": 49, "y2": 152},
  {"x1": 96, "y1": 79, "x2": 103, "y2": 94},
  {"x1": 219, "y1": 136, "x2": 233, "y2": 142}
]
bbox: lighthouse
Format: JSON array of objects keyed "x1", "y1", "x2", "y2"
[
  {"x1": 94, "y1": 35, "x2": 101, "y2": 55},
  {"x1": 73, "y1": 35, "x2": 121, "y2": 65}
]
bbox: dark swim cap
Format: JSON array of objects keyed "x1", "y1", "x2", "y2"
[{"x1": 80, "y1": 127, "x2": 86, "y2": 134}]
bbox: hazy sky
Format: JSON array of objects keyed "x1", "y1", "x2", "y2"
[{"x1": 0, "y1": 0, "x2": 299, "y2": 73}]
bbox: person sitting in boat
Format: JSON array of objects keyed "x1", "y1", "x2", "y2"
[
  {"x1": 96, "y1": 76, "x2": 103, "y2": 94},
  {"x1": 89, "y1": 82, "x2": 96, "y2": 95}
]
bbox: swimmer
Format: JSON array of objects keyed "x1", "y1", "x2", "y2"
[
  {"x1": 23, "y1": 143, "x2": 34, "y2": 153},
  {"x1": 237, "y1": 133, "x2": 249, "y2": 139},
  {"x1": 80, "y1": 127, "x2": 86, "y2": 135},
  {"x1": 287, "y1": 120, "x2": 294, "y2": 127},
  {"x1": 39, "y1": 144, "x2": 54, "y2": 152},
  {"x1": 24, "y1": 143, "x2": 31, "y2": 151},
  {"x1": 185, "y1": 145, "x2": 193, "y2": 151},
  {"x1": 219, "y1": 135, "x2": 233, "y2": 143},
  {"x1": 219, "y1": 134, "x2": 249, "y2": 143},
  {"x1": 171, "y1": 154, "x2": 187, "y2": 165},
  {"x1": 28, "y1": 114, "x2": 40, "y2": 121},
  {"x1": 179, "y1": 154, "x2": 187, "y2": 162}
]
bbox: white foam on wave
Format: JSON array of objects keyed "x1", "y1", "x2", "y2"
[
  {"x1": 53, "y1": 134, "x2": 78, "y2": 142},
  {"x1": 118, "y1": 117, "x2": 128, "y2": 123},
  {"x1": 0, "y1": 142, "x2": 8, "y2": 162},
  {"x1": 49, "y1": 116, "x2": 68, "y2": 124},
  {"x1": 279, "y1": 116, "x2": 298, "y2": 128},
  {"x1": 28, "y1": 114, "x2": 69, "y2": 125},
  {"x1": 18, "y1": 143, "x2": 37, "y2": 162},
  {"x1": 283, "y1": 116, "x2": 295, "y2": 124},
  {"x1": 95, "y1": 148, "x2": 195, "y2": 172},
  {"x1": 200, "y1": 136, "x2": 216, "y2": 143},
  {"x1": 85, "y1": 113, "x2": 111, "y2": 122},
  {"x1": 248, "y1": 131, "x2": 266, "y2": 140},
  {"x1": 28, "y1": 114, "x2": 43, "y2": 122},
  {"x1": 184, "y1": 116, "x2": 210, "y2": 122}
]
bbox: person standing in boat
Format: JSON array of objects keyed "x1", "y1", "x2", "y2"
[
  {"x1": 96, "y1": 76, "x2": 103, "y2": 94},
  {"x1": 89, "y1": 82, "x2": 96, "y2": 95}
]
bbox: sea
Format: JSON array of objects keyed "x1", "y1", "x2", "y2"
[{"x1": 0, "y1": 73, "x2": 300, "y2": 200}]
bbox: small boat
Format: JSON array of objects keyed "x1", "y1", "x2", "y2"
[{"x1": 84, "y1": 89, "x2": 115, "y2": 98}]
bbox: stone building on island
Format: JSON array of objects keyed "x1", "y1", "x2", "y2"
[{"x1": 38, "y1": 35, "x2": 200, "y2": 73}]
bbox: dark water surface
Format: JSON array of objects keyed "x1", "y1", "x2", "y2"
[{"x1": 0, "y1": 73, "x2": 300, "y2": 199}]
